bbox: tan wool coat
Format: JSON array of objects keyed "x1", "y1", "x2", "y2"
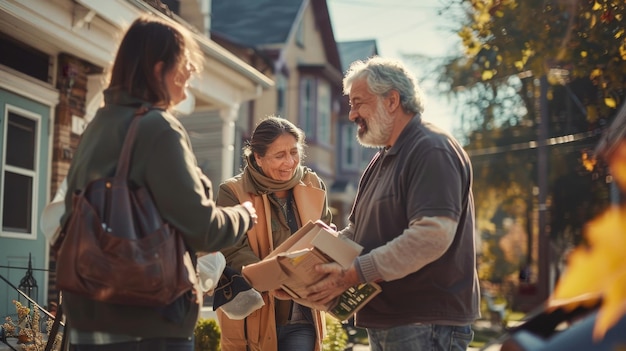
[{"x1": 216, "y1": 170, "x2": 331, "y2": 351}]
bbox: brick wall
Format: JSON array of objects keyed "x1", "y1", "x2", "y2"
[{"x1": 47, "y1": 53, "x2": 90, "y2": 307}]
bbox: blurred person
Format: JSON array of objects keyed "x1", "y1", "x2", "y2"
[
  {"x1": 60, "y1": 15, "x2": 256, "y2": 351},
  {"x1": 307, "y1": 56, "x2": 480, "y2": 351},
  {"x1": 216, "y1": 116, "x2": 333, "y2": 351}
]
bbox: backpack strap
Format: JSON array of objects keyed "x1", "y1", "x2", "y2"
[{"x1": 115, "y1": 105, "x2": 152, "y2": 179}]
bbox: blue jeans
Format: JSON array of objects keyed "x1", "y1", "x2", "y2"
[
  {"x1": 70, "y1": 338, "x2": 193, "y2": 351},
  {"x1": 277, "y1": 323, "x2": 316, "y2": 351},
  {"x1": 367, "y1": 324, "x2": 474, "y2": 351}
]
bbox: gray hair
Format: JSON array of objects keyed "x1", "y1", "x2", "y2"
[{"x1": 343, "y1": 56, "x2": 425, "y2": 115}]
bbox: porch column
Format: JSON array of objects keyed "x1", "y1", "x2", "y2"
[{"x1": 219, "y1": 104, "x2": 241, "y2": 181}]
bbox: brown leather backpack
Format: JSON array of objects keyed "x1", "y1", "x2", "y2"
[{"x1": 54, "y1": 107, "x2": 196, "y2": 306}]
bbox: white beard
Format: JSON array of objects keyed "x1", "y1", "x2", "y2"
[{"x1": 357, "y1": 98, "x2": 394, "y2": 148}]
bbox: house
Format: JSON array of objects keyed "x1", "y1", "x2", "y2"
[
  {"x1": 0, "y1": 0, "x2": 272, "y2": 318},
  {"x1": 209, "y1": 0, "x2": 343, "y2": 196},
  {"x1": 210, "y1": 1, "x2": 383, "y2": 228}
]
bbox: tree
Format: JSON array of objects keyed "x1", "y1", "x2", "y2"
[
  {"x1": 432, "y1": 0, "x2": 624, "y2": 292},
  {"x1": 446, "y1": 0, "x2": 626, "y2": 122}
]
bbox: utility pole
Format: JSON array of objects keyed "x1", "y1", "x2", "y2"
[{"x1": 537, "y1": 75, "x2": 551, "y2": 304}]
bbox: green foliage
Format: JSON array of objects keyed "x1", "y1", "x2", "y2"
[
  {"x1": 442, "y1": 0, "x2": 626, "y2": 126},
  {"x1": 194, "y1": 318, "x2": 220, "y2": 351},
  {"x1": 193, "y1": 315, "x2": 356, "y2": 351},
  {"x1": 433, "y1": 0, "x2": 621, "y2": 288},
  {"x1": 322, "y1": 315, "x2": 348, "y2": 351}
]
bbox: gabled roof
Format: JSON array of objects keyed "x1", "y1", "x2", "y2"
[
  {"x1": 211, "y1": 0, "x2": 303, "y2": 47},
  {"x1": 211, "y1": 0, "x2": 342, "y2": 72},
  {"x1": 338, "y1": 39, "x2": 379, "y2": 72}
]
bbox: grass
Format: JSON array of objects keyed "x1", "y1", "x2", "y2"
[
  {"x1": 508, "y1": 311, "x2": 525, "y2": 322},
  {"x1": 470, "y1": 327, "x2": 503, "y2": 348},
  {"x1": 469, "y1": 309, "x2": 527, "y2": 348}
]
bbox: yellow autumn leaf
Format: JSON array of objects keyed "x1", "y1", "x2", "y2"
[
  {"x1": 609, "y1": 140, "x2": 626, "y2": 190},
  {"x1": 585, "y1": 208, "x2": 626, "y2": 259},
  {"x1": 550, "y1": 206, "x2": 626, "y2": 339},
  {"x1": 590, "y1": 68, "x2": 603, "y2": 79},
  {"x1": 476, "y1": 12, "x2": 490, "y2": 26},
  {"x1": 482, "y1": 70, "x2": 494, "y2": 80},
  {"x1": 549, "y1": 140, "x2": 626, "y2": 340},
  {"x1": 551, "y1": 245, "x2": 608, "y2": 300},
  {"x1": 591, "y1": 13, "x2": 597, "y2": 28},
  {"x1": 605, "y1": 97, "x2": 617, "y2": 108},
  {"x1": 594, "y1": 270, "x2": 626, "y2": 340},
  {"x1": 581, "y1": 151, "x2": 597, "y2": 171},
  {"x1": 592, "y1": 1, "x2": 602, "y2": 10}
]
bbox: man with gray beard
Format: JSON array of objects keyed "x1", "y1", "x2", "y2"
[{"x1": 307, "y1": 57, "x2": 480, "y2": 351}]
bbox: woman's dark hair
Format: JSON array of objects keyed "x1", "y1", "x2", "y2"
[
  {"x1": 108, "y1": 15, "x2": 201, "y2": 106},
  {"x1": 244, "y1": 116, "x2": 306, "y2": 159}
]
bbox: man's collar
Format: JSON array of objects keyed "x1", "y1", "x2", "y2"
[{"x1": 386, "y1": 114, "x2": 421, "y2": 156}]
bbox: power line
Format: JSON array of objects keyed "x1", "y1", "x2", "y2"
[
  {"x1": 329, "y1": 0, "x2": 442, "y2": 9},
  {"x1": 467, "y1": 130, "x2": 602, "y2": 157}
]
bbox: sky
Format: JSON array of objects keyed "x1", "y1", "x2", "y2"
[{"x1": 326, "y1": 0, "x2": 464, "y2": 134}]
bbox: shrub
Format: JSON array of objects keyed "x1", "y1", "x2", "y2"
[
  {"x1": 194, "y1": 314, "x2": 353, "y2": 351},
  {"x1": 322, "y1": 314, "x2": 348, "y2": 351},
  {"x1": 194, "y1": 318, "x2": 220, "y2": 351}
]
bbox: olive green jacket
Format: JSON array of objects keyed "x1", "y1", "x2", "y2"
[{"x1": 60, "y1": 90, "x2": 254, "y2": 339}]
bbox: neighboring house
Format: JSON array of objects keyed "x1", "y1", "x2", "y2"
[
  {"x1": 210, "y1": 0, "x2": 343, "y2": 199},
  {"x1": 0, "y1": 0, "x2": 272, "y2": 318},
  {"x1": 332, "y1": 40, "x2": 379, "y2": 227}
]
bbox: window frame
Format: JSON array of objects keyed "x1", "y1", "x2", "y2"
[
  {"x1": 316, "y1": 80, "x2": 331, "y2": 146},
  {"x1": 276, "y1": 74, "x2": 287, "y2": 118},
  {"x1": 341, "y1": 123, "x2": 360, "y2": 171},
  {"x1": 0, "y1": 104, "x2": 41, "y2": 240},
  {"x1": 299, "y1": 76, "x2": 316, "y2": 137}
]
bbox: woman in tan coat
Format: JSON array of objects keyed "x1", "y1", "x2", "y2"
[{"x1": 216, "y1": 116, "x2": 333, "y2": 351}]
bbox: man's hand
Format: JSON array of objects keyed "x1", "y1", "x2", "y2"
[{"x1": 305, "y1": 262, "x2": 360, "y2": 305}]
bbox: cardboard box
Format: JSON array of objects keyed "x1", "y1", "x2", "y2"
[{"x1": 242, "y1": 220, "x2": 381, "y2": 320}]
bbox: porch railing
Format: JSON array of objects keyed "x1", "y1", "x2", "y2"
[{"x1": 0, "y1": 273, "x2": 60, "y2": 351}]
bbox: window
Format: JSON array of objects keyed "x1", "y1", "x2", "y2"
[
  {"x1": 317, "y1": 82, "x2": 331, "y2": 145},
  {"x1": 276, "y1": 74, "x2": 287, "y2": 118},
  {"x1": 300, "y1": 77, "x2": 315, "y2": 136},
  {"x1": 299, "y1": 76, "x2": 333, "y2": 144},
  {"x1": 342, "y1": 124, "x2": 359, "y2": 171},
  {"x1": 0, "y1": 33, "x2": 52, "y2": 83},
  {"x1": 159, "y1": 0, "x2": 180, "y2": 14},
  {"x1": 1, "y1": 108, "x2": 39, "y2": 238}
]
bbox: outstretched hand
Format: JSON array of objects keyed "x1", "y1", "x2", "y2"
[
  {"x1": 306, "y1": 262, "x2": 360, "y2": 305},
  {"x1": 241, "y1": 201, "x2": 258, "y2": 224}
]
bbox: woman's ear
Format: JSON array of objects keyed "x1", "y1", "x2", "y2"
[
  {"x1": 254, "y1": 152, "x2": 263, "y2": 168},
  {"x1": 153, "y1": 61, "x2": 164, "y2": 81}
]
